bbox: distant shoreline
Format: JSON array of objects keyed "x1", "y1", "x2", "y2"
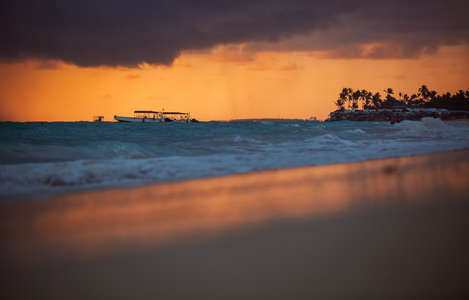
[
  {"x1": 215, "y1": 118, "x2": 320, "y2": 122},
  {"x1": 327, "y1": 108, "x2": 468, "y2": 122}
]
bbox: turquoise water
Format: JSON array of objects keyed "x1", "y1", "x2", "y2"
[{"x1": 1, "y1": 119, "x2": 468, "y2": 201}]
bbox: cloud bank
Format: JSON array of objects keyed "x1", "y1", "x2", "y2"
[{"x1": 1, "y1": 0, "x2": 468, "y2": 67}]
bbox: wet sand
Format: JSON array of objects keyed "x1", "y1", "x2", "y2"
[{"x1": 1, "y1": 150, "x2": 469, "y2": 299}]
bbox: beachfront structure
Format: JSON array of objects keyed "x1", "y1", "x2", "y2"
[{"x1": 327, "y1": 108, "x2": 468, "y2": 122}]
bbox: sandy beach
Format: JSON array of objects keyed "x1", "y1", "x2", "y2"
[{"x1": 1, "y1": 149, "x2": 469, "y2": 299}]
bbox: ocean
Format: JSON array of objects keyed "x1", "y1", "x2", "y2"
[{"x1": 1, "y1": 118, "x2": 468, "y2": 202}]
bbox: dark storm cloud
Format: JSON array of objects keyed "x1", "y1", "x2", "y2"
[
  {"x1": 1, "y1": 0, "x2": 468, "y2": 67},
  {"x1": 246, "y1": 0, "x2": 469, "y2": 59}
]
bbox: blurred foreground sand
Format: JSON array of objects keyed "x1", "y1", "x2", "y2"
[{"x1": 1, "y1": 150, "x2": 469, "y2": 299}]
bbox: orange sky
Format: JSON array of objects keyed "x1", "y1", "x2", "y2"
[{"x1": 1, "y1": 44, "x2": 468, "y2": 122}]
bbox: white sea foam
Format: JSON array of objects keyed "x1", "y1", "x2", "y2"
[
  {"x1": 350, "y1": 129, "x2": 367, "y2": 135},
  {"x1": 233, "y1": 135, "x2": 263, "y2": 144},
  {"x1": 1, "y1": 120, "x2": 468, "y2": 201},
  {"x1": 395, "y1": 118, "x2": 454, "y2": 138},
  {"x1": 318, "y1": 134, "x2": 356, "y2": 146}
]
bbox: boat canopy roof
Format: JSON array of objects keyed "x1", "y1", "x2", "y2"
[
  {"x1": 163, "y1": 112, "x2": 189, "y2": 115},
  {"x1": 134, "y1": 111, "x2": 189, "y2": 115},
  {"x1": 134, "y1": 110, "x2": 161, "y2": 114}
]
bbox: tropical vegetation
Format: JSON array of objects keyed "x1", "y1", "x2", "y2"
[{"x1": 334, "y1": 85, "x2": 469, "y2": 111}]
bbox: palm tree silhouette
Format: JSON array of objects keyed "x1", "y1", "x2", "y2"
[
  {"x1": 334, "y1": 98, "x2": 345, "y2": 110},
  {"x1": 361, "y1": 89, "x2": 372, "y2": 109},
  {"x1": 339, "y1": 87, "x2": 353, "y2": 109},
  {"x1": 352, "y1": 90, "x2": 361, "y2": 109},
  {"x1": 383, "y1": 88, "x2": 396, "y2": 108},
  {"x1": 403, "y1": 94, "x2": 410, "y2": 106},
  {"x1": 372, "y1": 92, "x2": 382, "y2": 109},
  {"x1": 384, "y1": 88, "x2": 394, "y2": 97},
  {"x1": 409, "y1": 94, "x2": 418, "y2": 106},
  {"x1": 418, "y1": 85, "x2": 430, "y2": 104}
]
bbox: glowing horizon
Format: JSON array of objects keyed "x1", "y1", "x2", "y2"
[
  {"x1": 2, "y1": 1, "x2": 468, "y2": 122},
  {"x1": 1, "y1": 43, "x2": 468, "y2": 122}
]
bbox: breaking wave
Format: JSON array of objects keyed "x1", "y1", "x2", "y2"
[{"x1": 1, "y1": 120, "x2": 468, "y2": 201}]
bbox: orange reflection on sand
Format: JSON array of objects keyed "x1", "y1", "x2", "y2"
[{"x1": 1, "y1": 150, "x2": 468, "y2": 266}]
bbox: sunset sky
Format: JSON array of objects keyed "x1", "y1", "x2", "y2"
[{"x1": 1, "y1": 0, "x2": 468, "y2": 122}]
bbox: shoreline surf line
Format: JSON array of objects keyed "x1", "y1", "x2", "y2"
[{"x1": 1, "y1": 149, "x2": 469, "y2": 299}]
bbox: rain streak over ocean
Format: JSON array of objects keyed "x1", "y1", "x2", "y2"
[{"x1": 1, "y1": 118, "x2": 468, "y2": 201}]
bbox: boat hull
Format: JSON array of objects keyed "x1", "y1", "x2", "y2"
[
  {"x1": 114, "y1": 116, "x2": 163, "y2": 123},
  {"x1": 114, "y1": 116, "x2": 193, "y2": 123}
]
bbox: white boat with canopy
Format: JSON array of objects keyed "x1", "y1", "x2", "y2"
[{"x1": 114, "y1": 110, "x2": 198, "y2": 123}]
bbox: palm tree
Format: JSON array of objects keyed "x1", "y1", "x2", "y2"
[
  {"x1": 384, "y1": 88, "x2": 394, "y2": 97},
  {"x1": 418, "y1": 85, "x2": 430, "y2": 103},
  {"x1": 403, "y1": 94, "x2": 410, "y2": 106},
  {"x1": 338, "y1": 88, "x2": 348, "y2": 109},
  {"x1": 347, "y1": 88, "x2": 354, "y2": 109},
  {"x1": 382, "y1": 88, "x2": 396, "y2": 108},
  {"x1": 339, "y1": 87, "x2": 353, "y2": 109},
  {"x1": 334, "y1": 98, "x2": 345, "y2": 110},
  {"x1": 352, "y1": 90, "x2": 361, "y2": 109},
  {"x1": 456, "y1": 90, "x2": 465, "y2": 99},
  {"x1": 361, "y1": 89, "x2": 372, "y2": 109},
  {"x1": 409, "y1": 94, "x2": 418, "y2": 106},
  {"x1": 372, "y1": 92, "x2": 382, "y2": 109}
]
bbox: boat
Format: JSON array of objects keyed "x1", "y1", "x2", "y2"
[
  {"x1": 93, "y1": 116, "x2": 104, "y2": 122},
  {"x1": 114, "y1": 110, "x2": 198, "y2": 123}
]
